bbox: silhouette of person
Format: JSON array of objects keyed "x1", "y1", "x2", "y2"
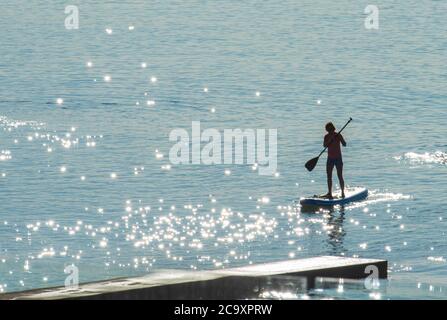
[{"x1": 322, "y1": 122, "x2": 346, "y2": 199}]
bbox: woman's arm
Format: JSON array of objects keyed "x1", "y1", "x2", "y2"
[
  {"x1": 339, "y1": 134, "x2": 346, "y2": 147},
  {"x1": 323, "y1": 135, "x2": 330, "y2": 147}
]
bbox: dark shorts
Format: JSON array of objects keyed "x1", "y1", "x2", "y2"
[{"x1": 327, "y1": 157, "x2": 343, "y2": 167}]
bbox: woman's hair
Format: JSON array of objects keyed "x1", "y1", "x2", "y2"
[{"x1": 325, "y1": 122, "x2": 335, "y2": 132}]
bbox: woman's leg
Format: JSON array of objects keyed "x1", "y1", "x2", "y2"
[
  {"x1": 326, "y1": 160, "x2": 335, "y2": 198},
  {"x1": 336, "y1": 162, "x2": 345, "y2": 197}
]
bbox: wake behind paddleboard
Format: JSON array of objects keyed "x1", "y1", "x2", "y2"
[{"x1": 300, "y1": 187, "x2": 368, "y2": 207}]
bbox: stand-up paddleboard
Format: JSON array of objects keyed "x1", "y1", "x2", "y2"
[{"x1": 300, "y1": 187, "x2": 368, "y2": 207}]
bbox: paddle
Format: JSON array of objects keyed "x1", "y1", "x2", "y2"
[{"x1": 305, "y1": 117, "x2": 353, "y2": 172}]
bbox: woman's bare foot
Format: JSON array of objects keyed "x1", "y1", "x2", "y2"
[{"x1": 322, "y1": 193, "x2": 333, "y2": 199}]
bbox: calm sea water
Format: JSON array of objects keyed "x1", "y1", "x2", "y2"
[{"x1": 1, "y1": 1, "x2": 446, "y2": 298}]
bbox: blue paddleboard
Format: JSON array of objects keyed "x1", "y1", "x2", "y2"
[{"x1": 300, "y1": 187, "x2": 368, "y2": 207}]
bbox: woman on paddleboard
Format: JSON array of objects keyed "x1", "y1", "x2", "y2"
[{"x1": 323, "y1": 122, "x2": 346, "y2": 199}]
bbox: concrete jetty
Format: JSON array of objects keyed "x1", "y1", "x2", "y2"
[{"x1": 1, "y1": 256, "x2": 387, "y2": 300}]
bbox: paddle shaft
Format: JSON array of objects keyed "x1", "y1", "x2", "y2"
[{"x1": 316, "y1": 117, "x2": 352, "y2": 158}]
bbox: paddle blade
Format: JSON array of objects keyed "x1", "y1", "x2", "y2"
[{"x1": 305, "y1": 156, "x2": 319, "y2": 172}]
